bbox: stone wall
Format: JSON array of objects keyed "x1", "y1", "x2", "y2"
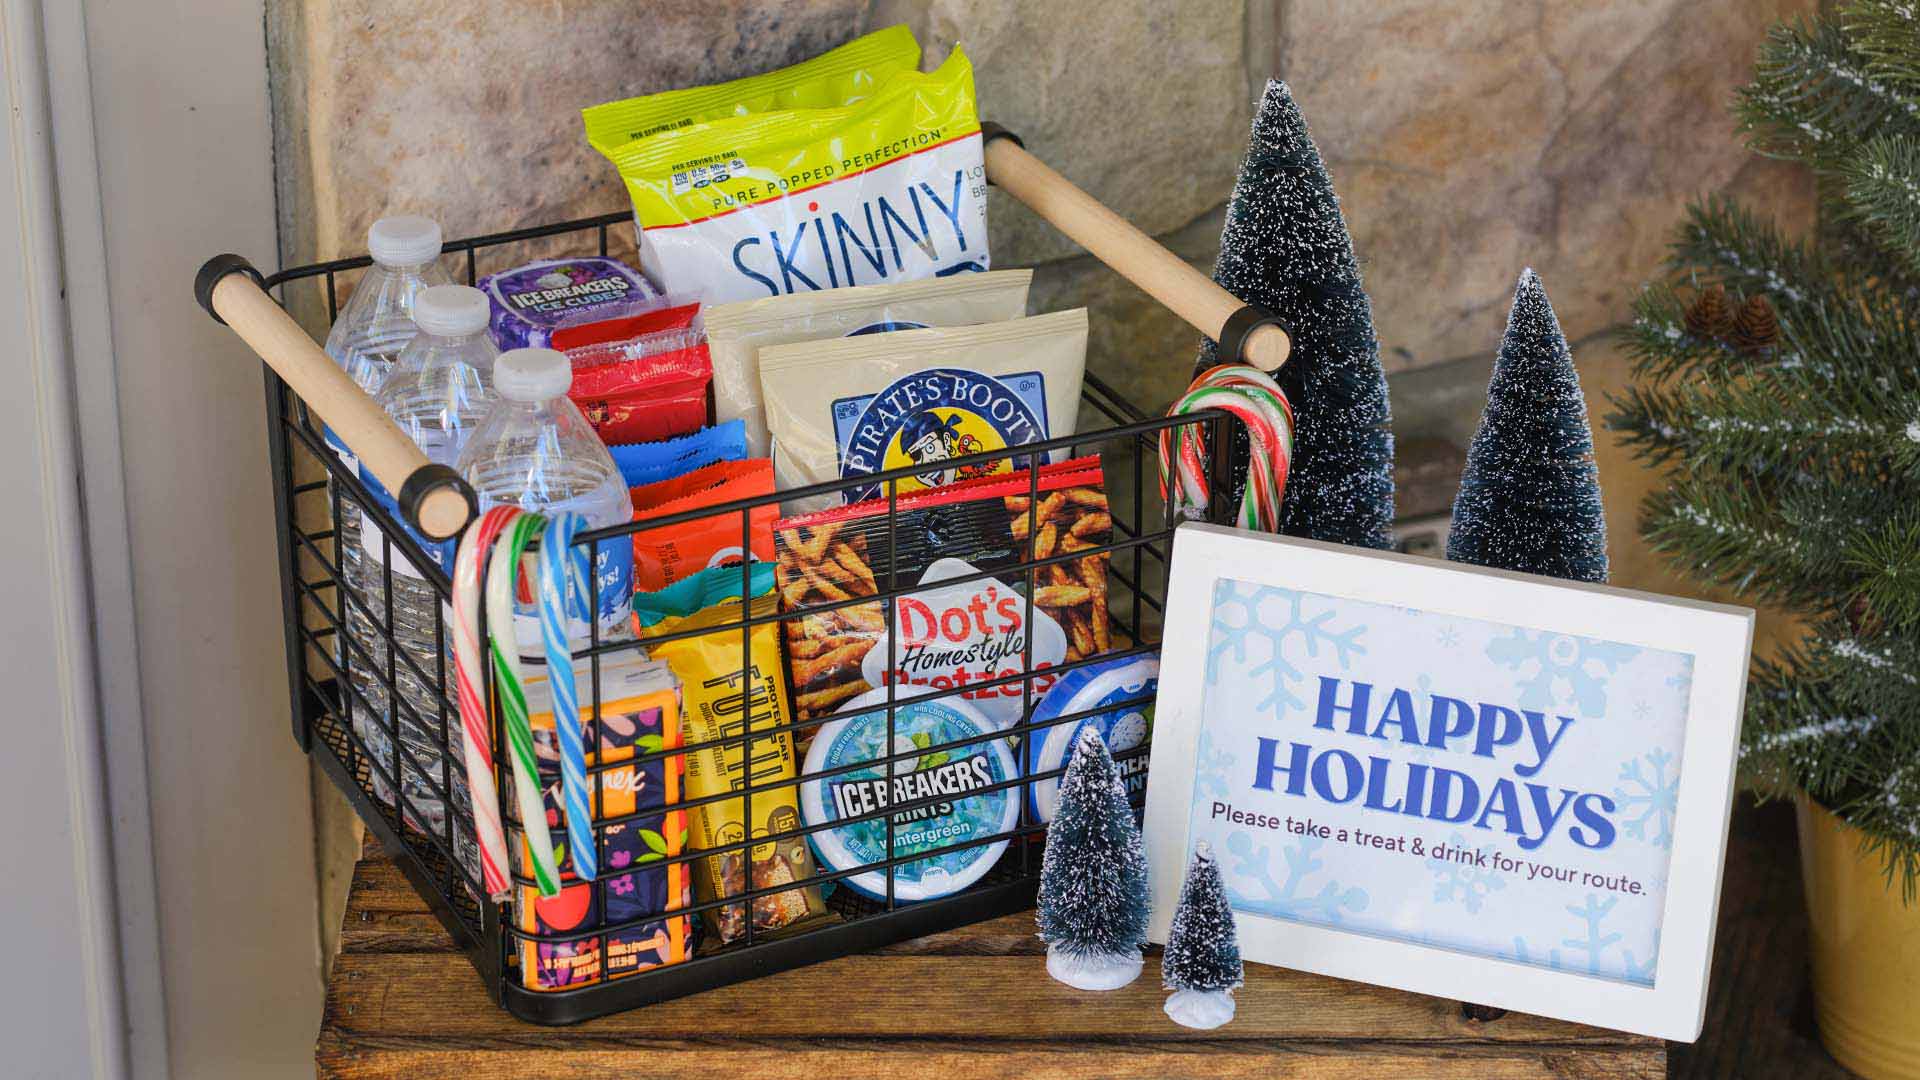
[{"x1": 268, "y1": 0, "x2": 1816, "y2": 965}]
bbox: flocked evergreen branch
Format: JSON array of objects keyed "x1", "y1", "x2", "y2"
[
  {"x1": 1736, "y1": 14, "x2": 1920, "y2": 171},
  {"x1": 1844, "y1": 0, "x2": 1920, "y2": 97},
  {"x1": 1612, "y1": 7, "x2": 1920, "y2": 887},
  {"x1": 1840, "y1": 135, "x2": 1920, "y2": 276}
]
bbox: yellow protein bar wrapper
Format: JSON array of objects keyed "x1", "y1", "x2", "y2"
[
  {"x1": 583, "y1": 25, "x2": 921, "y2": 154},
  {"x1": 586, "y1": 42, "x2": 988, "y2": 305},
  {"x1": 633, "y1": 562, "x2": 829, "y2": 943}
]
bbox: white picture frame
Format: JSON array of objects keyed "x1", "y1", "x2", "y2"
[{"x1": 1143, "y1": 523, "x2": 1754, "y2": 1042}]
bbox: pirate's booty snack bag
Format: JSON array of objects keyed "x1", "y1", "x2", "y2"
[
  {"x1": 583, "y1": 26, "x2": 989, "y2": 305},
  {"x1": 760, "y1": 308, "x2": 1089, "y2": 515},
  {"x1": 509, "y1": 656, "x2": 691, "y2": 991},
  {"x1": 704, "y1": 270, "x2": 1032, "y2": 460},
  {"x1": 632, "y1": 563, "x2": 829, "y2": 943},
  {"x1": 774, "y1": 458, "x2": 1116, "y2": 735}
]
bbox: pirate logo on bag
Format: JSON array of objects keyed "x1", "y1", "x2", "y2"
[{"x1": 836, "y1": 367, "x2": 1049, "y2": 503}]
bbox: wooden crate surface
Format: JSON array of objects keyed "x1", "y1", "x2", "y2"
[{"x1": 320, "y1": 850, "x2": 1665, "y2": 1079}]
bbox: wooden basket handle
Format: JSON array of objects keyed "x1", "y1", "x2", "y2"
[
  {"x1": 981, "y1": 124, "x2": 1291, "y2": 373},
  {"x1": 195, "y1": 255, "x2": 477, "y2": 540}
]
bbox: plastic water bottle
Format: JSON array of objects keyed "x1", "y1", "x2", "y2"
[
  {"x1": 457, "y1": 348, "x2": 635, "y2": 650},
  {"x1": 354, "y1": 285, "x2": 497, "y2": 842},
  {"x1": 321, "y1": 215, "x2": 450, "y2": 774}
]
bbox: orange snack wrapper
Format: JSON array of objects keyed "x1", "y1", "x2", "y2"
[{"x1": 628, "y1": 458, "x2": 776, "y2": 592}]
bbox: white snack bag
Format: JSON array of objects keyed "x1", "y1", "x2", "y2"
[
  {"x1": 759, "y1": 309, "x2": 1089, "y2": 514},
  {"x1": 705, "y1": 269, "x2": 1032, "y2": 459}
]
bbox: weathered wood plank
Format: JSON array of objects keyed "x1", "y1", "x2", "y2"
[
  {"x1": 315, "y1": 1041, "x2": 1664, "y2": 1080},
  {"x1": 328, "y1": 839, "x2": 1664, "y2": 1080},
  {"x1": 325, "y1": 949, "x2": 1652, "y2": 1047}
]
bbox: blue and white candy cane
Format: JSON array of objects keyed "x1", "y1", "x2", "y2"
[{"x1": 537, "y1": 512, "x2": 597, "y2": 883}]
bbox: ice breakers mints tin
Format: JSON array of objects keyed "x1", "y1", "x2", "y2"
[
  {"x1": 800, "y1": 686, "x2": 1018, "y2": 901},
  {"x1": 1025, "y1": 655, "x2": 1157, "y2": 822},
  {"x1": 478, "y1": 257, "x2": 658, "y2": 351}
]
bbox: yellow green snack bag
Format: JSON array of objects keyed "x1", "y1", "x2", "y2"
[
  {"x1": 583, "y1": 25, "x2": 920, "y2": 153},
  {"x1": 585, "y1": 42, "x2": 988, "y2": 305},
  {"x1": 633, "y1": 562, "x2": 829, "y2": 943}
]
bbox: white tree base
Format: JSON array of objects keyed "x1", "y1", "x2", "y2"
[
  {"x1": 1163, "y1": 988, "x2": 1237, "y2": 1029},
  {"x1": 1046, "y1": 944, "x2": 1144, "y2": 990}
]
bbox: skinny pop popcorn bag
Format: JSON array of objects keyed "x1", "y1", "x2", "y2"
[{"x1": 584, "y1": 28, "x2": 989, "y2": 305}]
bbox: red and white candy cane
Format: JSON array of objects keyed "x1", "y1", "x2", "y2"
[
  {"x1": 1158, "y1": 364, "x2": 1295, "y2": 532},
  {"x1": 452, "y1": 505, "x2": 520, "y2": 901}
]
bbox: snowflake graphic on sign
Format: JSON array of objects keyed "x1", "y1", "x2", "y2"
[
  {"x1": 1207, "y1": 581, "x2": 1366, "y2": 717},
  {"x1": 1485, "y1": 629, "x2": 1639, "y2": 718},
  {"x1": 1615, "y1": 747, "x2": 1680, "y2": 849},
  {"x1": 1224, "y1": 832, "x2": 1369, "y2": 923},
  {"x1": 1428, "y1": 831, "x2": 1505, "y2": 913}
]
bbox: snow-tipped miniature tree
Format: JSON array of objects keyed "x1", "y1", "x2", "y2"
[
  {"x1": 1446, "y1": 269, "x2": 1608, "y2": 583},
  {"x1": 1608, "y1": 2, "x2": 1920, "y2": 891},
  {"x1": 1195, "y1": 79, "x2": 1394, "y2": 549},
  {"x1": 1036, "y1": 729, "x2": 1149, "y2": 990},
  {"x1": 1161, "y1": 843, "x2": 1243, "y2": 1029}
]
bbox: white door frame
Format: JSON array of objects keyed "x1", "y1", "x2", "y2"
[{"x1": 0, "y1": 1, "x2": 147, "y2": 1076}]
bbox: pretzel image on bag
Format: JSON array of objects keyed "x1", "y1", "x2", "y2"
[{"x1": 774, "y1": 457, "x2": 1114, "y2": 736}]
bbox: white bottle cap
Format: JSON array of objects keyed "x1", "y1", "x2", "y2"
[
  {"x1": 494, "y1": 348, "x2": 572, "y2": 402},
  {"x1": 412, "y1": 284, "x2": 490, "y2": 337},
  {"x1": 366, "y1": 215, "x2": 443, "y2": 267}
]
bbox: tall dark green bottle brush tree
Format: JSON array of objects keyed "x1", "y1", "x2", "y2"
[
  {"x1": 1608, "y1": 2, "x2": 1920, "y2": 889},
  {"x1": 1196, "y1": 80, "x2": 1395, "y2": 548},
  {"x1": 1448, "y1": 269, "x2": 1609, "y2": 583}
]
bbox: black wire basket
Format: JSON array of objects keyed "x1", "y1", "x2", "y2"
[{"x1": 240, "y1": 210, "x2": 1232, "y2": 1024}]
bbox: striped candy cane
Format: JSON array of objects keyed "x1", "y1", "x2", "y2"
[
  {"x1": 451, "y1": 506, "x2": 519, "y2": 901},
  {"x1": 486, "y1": 512, "x2": 562, "y2": 897},
  {"x1": 536, "y1": 512, "x2": 596, "y2": 883},
  {"x1": 1159, "y1": 364, "x2": 1295, "y2": 533}
]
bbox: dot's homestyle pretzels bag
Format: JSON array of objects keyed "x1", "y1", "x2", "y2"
[
  {"x1": 632, "y1": 563, "x2": 829, "y2": 943},
  {"x1": 774, "y1": 457, "x2": 1115, "y2": 734},
  {"x1": 704, "y1": 269, "x2": 1033, "y2": 460},
  {"x1": 759, "y1": 308, "x2": 1089, "y2": 514},
  {"x1": 583, "y1": 25, "x2": 990, "y2": 305}
]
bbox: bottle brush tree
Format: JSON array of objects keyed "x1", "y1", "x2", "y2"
[
  {"x1": 1161, "y1": 842, "x2": 1244, "y2": 1030},
  {"x1": 1195, "y1": 79, "x2": 1395, "y2": 549},
  {"x1": 1447, "y1": 269, "x2": 1609, "y2": 583},
  {"x1": 1036, "y1": 729, "x2": 1150, "y2": 990},
  {"x1": 1608, "y1": 1, "x2": 1920, "y2": 890}
]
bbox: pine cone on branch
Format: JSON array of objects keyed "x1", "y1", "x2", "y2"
[
  {"x1": 1683, "y1": 283, "x2": 1735, "y2": 340},
  {"x1": 1731, "y1": 294, "x2": 1778, "y2": 355}
]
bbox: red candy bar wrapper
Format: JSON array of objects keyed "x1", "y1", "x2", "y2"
[
  {"x1": 628, "y1": 458, "x2": 776, "y2": 593},
  {"x1": 773, "y1": 457, "x2": 1114, "y2": 746},
  {"x1": 559, "y1": 300, "x2": 712, "y2": 445}
]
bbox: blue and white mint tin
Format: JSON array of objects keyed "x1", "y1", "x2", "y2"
[
  {"x1": 1025, "y1": 655, "x2": 1158, "y2": 822},
  {"x1": 800, "y1": 686, "x2": 1019, "y2": 902}
]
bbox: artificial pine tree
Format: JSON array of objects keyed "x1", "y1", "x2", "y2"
[
  {"x1": 1195, "y1": 80, "x2": 1394, "y2": 549},
  {"x1": 1161, "y1": 843, "x2": 1243, "y2": 1030},
  {"x1": 1036, "y1": 729, "x2": 1150, "y2": 990},
  {"x1": 1608, "y1": 1, "x2": 1920, "y2": 891},
  {"x1": 1446, "y1": 270, "x2": 1608, "y2": 583}
]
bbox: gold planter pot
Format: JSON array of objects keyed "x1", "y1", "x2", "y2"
[{"x1": 1797, "y1": 796, "x2": 1920, "y2": 1080}]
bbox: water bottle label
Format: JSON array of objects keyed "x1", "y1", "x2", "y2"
[
  {"x1": 356, "y1": 460, "x2": 457, "y2": 577},
  {"x1": 509, "y1": 536, "x2": 633, "y2": 648},
  {"x1": 323, "y1": 424, "x2": 361, "y2": 478}
]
